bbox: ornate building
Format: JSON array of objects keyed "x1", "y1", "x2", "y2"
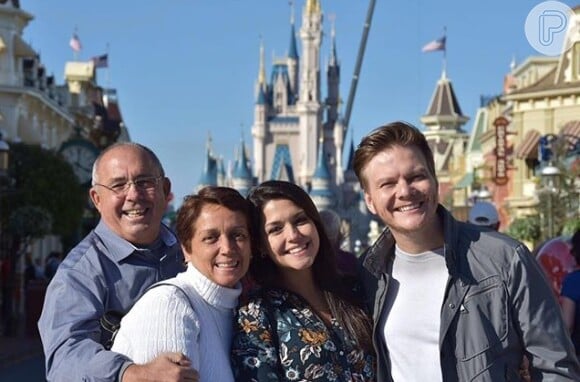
[
  {"x1": 197, "y1": 0, "x2": 370, "y2": 247},
  {"x1": 0, "y1": 0, "x2": 130, "y2": 258}
]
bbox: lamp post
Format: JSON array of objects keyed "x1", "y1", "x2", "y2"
[{"x1": 540, "y1": 163, "x2": 561, "y2": 239}]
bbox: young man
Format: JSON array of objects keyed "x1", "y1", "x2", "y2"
[
  {"x1": 38, "y1": 143, "x2": 196, "y2": 382},
  {"x1": 353, "y1": 121, "x2": 580, "y2": 381}
]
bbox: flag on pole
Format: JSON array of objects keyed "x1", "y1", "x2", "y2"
[
  {"x1": 91, "y1": 54, "x2": 108, "y2": 68},
  {"x1": 69, "y1": 33, "x2": 81, "y2": 52},
  {"x1": 422, "y1": 36, "x2": 446, "y2": 53}
]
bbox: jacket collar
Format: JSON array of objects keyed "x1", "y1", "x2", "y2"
[{"x1": 362, "y1": 205, "x2": 461, "y2": 278}]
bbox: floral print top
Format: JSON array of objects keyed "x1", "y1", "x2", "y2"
[{"x1": 231, "y1": 288, "x2": 376, "y2": 381}]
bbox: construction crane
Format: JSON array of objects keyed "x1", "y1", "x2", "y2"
[{"x1": 342, "y1": 0, "x2": 376, "y2": 150}]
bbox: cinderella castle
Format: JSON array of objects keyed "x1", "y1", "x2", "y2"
[{"x1": 197, "y1": 0, "x2": 372, "y2": 248}]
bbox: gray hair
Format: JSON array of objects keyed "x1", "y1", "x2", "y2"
[{"x1": 91, "y1": 142, "x2": 165, "y2": 185}]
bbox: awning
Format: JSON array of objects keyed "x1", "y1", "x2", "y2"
[
  {"x1": 13, "y1": 35, "x2": 35, "y2": 57},
  {"x1": 454, "y1": 172, "x2": 473, "y2": 189},
  {"x1": 560, "y1": 120, "x2": 580, "y2": 150},
  {"x1": 515, "y1": 129, "x2": 541, "y2": 159}
]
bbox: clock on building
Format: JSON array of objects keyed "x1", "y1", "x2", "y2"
[{"x1": 59, "y1": 138, "x2": 100, "y2": 185}]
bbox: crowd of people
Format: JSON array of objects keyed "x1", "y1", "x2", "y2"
[{"x1": 37, "y1": 122, "x2": 580, "y2": 381}]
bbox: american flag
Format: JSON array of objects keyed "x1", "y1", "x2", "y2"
[
  {"x1": 422, "y1": 36, "x2": 446, "y2": 53},
  {"x1": 91, "y1": 54, "x2": 108, "y2": 68},
  {"x1": 69, "y1": 33, "x2": 81, "y2": 52}
]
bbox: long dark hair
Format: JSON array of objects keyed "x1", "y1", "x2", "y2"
[{"x1": 248, "y1": 180, "x2": 373, "y2": 351}]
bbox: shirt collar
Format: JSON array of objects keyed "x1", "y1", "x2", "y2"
[{"x1": 94, "y1": 220, "x2": 178, "y2": 262}]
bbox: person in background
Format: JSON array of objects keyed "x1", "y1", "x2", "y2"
[
  {"x1": 112, "y1": 186, "x2": 254, "y2": 382},
  {"x1": 44, "y1": 251, "x2": 62, "y2": 280},
  {"x1": 561, "y1": 230, "x2": 580, "y2": 357},
  {"x1": 231, "y1": 180, "x2": 375, "y2": 381},
  {"x1": 353, "y1": 121, "x2": 580, "y2": 381},
  {"x1": 319, "y1": 209, "x2": 358, "y2": 276},
  {"x1": 468, "y1": 200, "x2": 500, "y2": 230},
  {"x1": 38, "y1": 142, "x2": 190, "y2": 382}
]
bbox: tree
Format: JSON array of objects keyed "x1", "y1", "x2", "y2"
[{"x1": 1, "y1": 143, "x2": 85, "y2": 249}]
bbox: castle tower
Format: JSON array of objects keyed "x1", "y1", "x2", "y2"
[
  {"x1": 310, "y1": 138, "x2": 335, "y2": 210},
  {"x1": 287, "y1": 3, "x2": 299, "y2": 95},
  {"x1": 296, "y1": 0, "x2": 323, "y2": 186},
  {"x1": 252, "y1": 41, "x2": 268, "y2": 182},
  {"x1": 231, "y1": 138, "x2": 254, "y2": 197}
]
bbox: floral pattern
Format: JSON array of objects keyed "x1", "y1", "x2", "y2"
[{"x1": 231, "y1": 289, "x2": 375, "y2": 381}]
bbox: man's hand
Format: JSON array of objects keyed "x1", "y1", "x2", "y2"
[{"x1": 122, "y1": 352, "x2": 199, "y2": 382}]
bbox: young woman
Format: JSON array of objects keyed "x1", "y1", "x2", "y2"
[
  {"x1": 112, "y1": 186, "x2": 254, "y2": 381},
  {"x1": 231, "y1": 180, "x2": 375, "y2": 381}
]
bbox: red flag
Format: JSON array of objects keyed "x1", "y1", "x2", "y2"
[{"x1": 69, "y1": 33, "x2": 81, "y2": 52}]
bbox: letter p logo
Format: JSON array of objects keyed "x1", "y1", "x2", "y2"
[
  {"x1": 525, "y1": 1, "x2": 574, "y2": 56},
  {"x1": 539, "y1": 10, "x2": 567, "y2": 46}
]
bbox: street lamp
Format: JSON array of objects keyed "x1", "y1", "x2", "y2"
[{"x1": 540, "y1": 163, "x2": 561, "y2": 239}]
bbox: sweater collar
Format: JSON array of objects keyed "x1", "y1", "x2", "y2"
[{"x1": 185, "y1": 264, "x2": 242, "y2": 309}]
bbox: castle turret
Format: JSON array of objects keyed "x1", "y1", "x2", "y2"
[
  {"x1": 287, "y1": 3, "x2": 299, "y2": 96},
  {"x1": 296, "y1": 0, "x2": 323, "y2": 186},
  {"x1": 252, "y1": 40, "x2": 268, "y2": 182},
  {"x1": 231, "y1": 138, "x2": 254, "y2": 197},
  {"x1": 310, "y1": 138, "x2": 335, "y2": 210},
  {"x1": 197, "y1": 135, "x2": 218, "y2": 191}
]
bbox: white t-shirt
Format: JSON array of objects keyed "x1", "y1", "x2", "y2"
[{"x1": 381, "y1": 245, "x2": 448, "y2": 382}]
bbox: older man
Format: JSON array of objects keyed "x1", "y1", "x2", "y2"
[
  {"x1": 38, "y1": 143, "x2": 195, "y2": 382},
  {"x1": 354, "y1": 121, "x2": 580, "y2": 381}
]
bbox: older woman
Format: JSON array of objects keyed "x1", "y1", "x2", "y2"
[
  {"x1": 231, "y1": 180, "x2": 375, "y2": 381},
  {"x1": 112, "y1": 186, "x2": 253, "y2": 381}
]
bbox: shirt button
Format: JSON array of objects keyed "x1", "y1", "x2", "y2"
[
  {"x1": 339, "y1": 351, "x2": 344, "y2": 356},
  {"x1": 449, "y1": 303, "x2": 455, "y2": 309}
]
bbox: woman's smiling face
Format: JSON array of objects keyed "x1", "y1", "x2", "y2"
[
  {"x1": 261, "y1": 198, "x2": 320, "y2": 274},
  {"x1": 185, "y1": 203, "x2": 251, "y2": 288}
]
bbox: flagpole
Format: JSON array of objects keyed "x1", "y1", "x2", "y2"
[
  {"x1": 442, "y1": 26, "x2": 447, "y2": 78},
  {"x1": 73, "y1": 26, "x2": 79, "y2": 61},
  {"x1": 105, "y1": 42, "x2": 110, "y2": 89}
]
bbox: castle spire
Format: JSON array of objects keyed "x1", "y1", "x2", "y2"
[{"x1": 258, "y1": 36, "x2": 266, "y2": 87}]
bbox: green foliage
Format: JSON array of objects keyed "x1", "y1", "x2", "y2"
[
  {"x1": 507, "y1": 215, "x2": 541, "y2": 242},
  {"x1": 2, "y1": 143, "x2": 85, "y2": 239},
  {"x1": 562, "y1": 218, "x2": 580, "y2": 236},
  {"x1": 8, "y1": 205, "x2": 52, "y2": 238}
]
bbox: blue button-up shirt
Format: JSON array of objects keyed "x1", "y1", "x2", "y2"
[{"x1": 38, "y1": 220, "x2": 185, "y2": 382}]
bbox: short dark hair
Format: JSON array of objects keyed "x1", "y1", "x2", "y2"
[
  {"x1": 354, "y1": 121, "x2": 436, "y2": 189},
  {"x1": 176, "y1": 186, "x2": 254, "y2": 253}
]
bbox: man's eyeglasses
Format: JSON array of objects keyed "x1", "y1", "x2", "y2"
[{"x1": 93, "y1": 176, "x2": 163, "y2": 196}]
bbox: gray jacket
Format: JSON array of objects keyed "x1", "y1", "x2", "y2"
[{"x1": 359, "y1": 205, "x2": 580, "y2": 381}]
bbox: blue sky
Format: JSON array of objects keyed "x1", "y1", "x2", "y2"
[{"x1": 22, "y1": 0, "x2": 578, "y2": 207}]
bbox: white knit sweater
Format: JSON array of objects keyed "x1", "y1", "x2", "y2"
[{"x1": 111, "y1": 264, "x2": 242, "y2": 382}]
